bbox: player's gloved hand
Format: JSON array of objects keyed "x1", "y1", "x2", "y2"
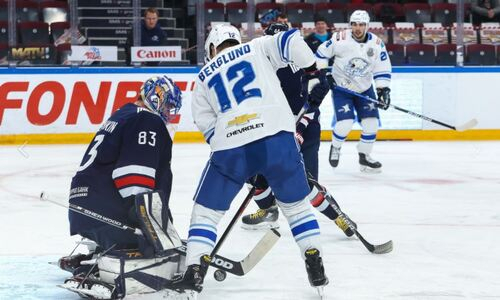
[
  {"x1": 376, "y1": 87, "x2": 391, "y2": 110},
  {"x1": 294, "y1": 132, "x2": 304, "y2": 145},
  {"x1": 308, "y1": 77, "x2": 330, "y2": 110}
]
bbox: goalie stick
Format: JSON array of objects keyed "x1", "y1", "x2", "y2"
[
  {"x1": 307, "y1": 179, "x2": 393, "y2": 254},
  {"x1": 327, "y1": 77, "x2": 478, "y2": 132},
  {"x1": 40, "y1": 191, "x2": 280, "y2": 276}
]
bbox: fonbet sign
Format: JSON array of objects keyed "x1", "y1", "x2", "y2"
[{"x1": 131, "y1": 46, "x2": 181, "y2": 62}]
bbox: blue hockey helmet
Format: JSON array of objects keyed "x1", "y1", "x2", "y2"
[
  {"x1": 264, "y1": 22, "x2": 289, "y2": 36},
  {"x1": 140, "y1": 75, "x2": 182, "y2": 124}
]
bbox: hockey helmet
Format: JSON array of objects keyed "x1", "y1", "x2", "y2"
[
  {"x1": 349, "y1": 10, "x2": 370, "y2": 25},
  {"x1": 264, "y1": 22, "x2": 289, "y2": 36},
  {"x1": 349, "y1": 10, "x2": 370, "y2": 38},
  {"x1": 204, "y1": 28, "x2": 217, "y2": 63},
  {"x1": 140, "y1": 76, "x2": 182, "y2": 124},
  {"x1": 209, "y1": 24, "x2": 241, "y2": 50}
]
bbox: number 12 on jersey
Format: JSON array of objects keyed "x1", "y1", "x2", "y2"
[{"x1": 208, "y1": 61, "x2": 262, "y2": 112}]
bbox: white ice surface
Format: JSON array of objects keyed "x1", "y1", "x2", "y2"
[{"x1": 1, "y1": 141, "x2": 500, "y2": 300}]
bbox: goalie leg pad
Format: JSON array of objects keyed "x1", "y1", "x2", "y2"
[
  {"x1": 135, "y1": 191, "x2": 182, "y2": 255},
  {"x1": 97, "y1": 249, "x2": 185, "y2": 297}
]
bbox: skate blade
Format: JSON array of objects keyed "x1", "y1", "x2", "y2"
[
  {"x1": 360, "y1": 165, "x2": 382, "y2": 174},
  {"x1": 315, "y1": 286, "x2": 327, "y2": 299},
  {"x1": 241, "y1": 222, "x2": 279, "y2": 231}
]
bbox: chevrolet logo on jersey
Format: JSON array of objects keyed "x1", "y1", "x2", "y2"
[{"x1": 227, "y1": 113, "x2": 259, "y2": 128}]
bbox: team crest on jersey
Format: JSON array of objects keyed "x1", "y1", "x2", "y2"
[
  {"x1": 344, "y1": 57, "x2": 370, "y2": 78},
  {"x1": 367, "y1": 48, "x2": 374, "y2": 57},
  {"x1": 227, "y1": 113, "x2": 259, "y2": 128}
]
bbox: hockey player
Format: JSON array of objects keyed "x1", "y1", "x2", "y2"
[
  {"x1": 240, "y1": 22, "x2": 357, "y2": 238},
  {"x1": 316, "y1": 10, "x2": 392, "y2": 173},
  {"x1": 174, "y1": 24, "x2": 330, "y2": 295},
  {"x1": 59, "y1": 76, "x2": 186, "y2": 299}
]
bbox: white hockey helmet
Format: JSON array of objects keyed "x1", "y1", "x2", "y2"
[
  {"x1": 204, "y1": 29, "x2": 216, "y2": 63},
  {"x1": 349, "y1": 10, "x2": 370, "y2": 25},
  {"x1": 349, "y1": 10, "x2": 370, "y2": 38},
  {"x1": 209, "y1": 24, "x2": 241, "y2": 51}
]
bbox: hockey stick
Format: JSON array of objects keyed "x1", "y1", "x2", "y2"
[
  {"x1": 328, "y1": 78, "x2": 477, "y2": 132},
  {"x1": 307, "y1": 179, "x2": 393, "y2": 254},
  {"x1": 40, "y1": 191, "x2": 279, "y2": 276}
]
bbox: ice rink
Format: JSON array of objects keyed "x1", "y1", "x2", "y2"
[{"x1": 1, "y1": 140, "x2": 499, "y2": 300}]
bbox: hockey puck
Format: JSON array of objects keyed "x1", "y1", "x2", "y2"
[{"x1": 214, "y1": 269, "x2": 227, "y2": 282}]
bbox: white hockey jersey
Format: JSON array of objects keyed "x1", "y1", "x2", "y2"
[
  {"x1": 315, "y1": 30, "x2": 392, "y2": 93},
  {"x1": 192, "y1": 29, "x2": 315, "y2": 151}
]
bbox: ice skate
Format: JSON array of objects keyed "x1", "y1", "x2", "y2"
[
  {"x1": 334, "y1": 214, "x2": 357, "y2": 237},
  {"x1": 304, "y1": 248, "x2": 329, "y2": 298},
  {"x1": 59, "y1": 273, "x2": 114, "y2": 299},
  {"x1": 241, "y1": 205, "x2": 279, "y2": 230},
  {"x1": 359, "y1": 153, "x2": 382, "y2": 173},
  {"x1": 329, "y1": 145, "x2": 341, "y2": 168},
  {"x1": 172, "y1": 256, "x2": 209, "y2": 293}
]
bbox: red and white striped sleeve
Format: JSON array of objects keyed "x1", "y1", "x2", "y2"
[{"x1": 112, "y1": 164, "x2": 156, "y2": 198}]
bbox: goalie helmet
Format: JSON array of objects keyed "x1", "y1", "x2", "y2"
[
  {"x1": 209, "y1": 24, "x2": 241, "y2": 51},
  {"x1": 140, "y1": 76, "x2": 182, "y2": 124}
]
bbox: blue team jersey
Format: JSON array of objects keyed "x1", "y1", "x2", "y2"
[{"x1": 69, "y1": 103, "x2": 173, "y2": 235}]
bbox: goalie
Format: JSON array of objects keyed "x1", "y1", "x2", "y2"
[{"x1": 58, "y1": 76, "x2": 188, "y2": 299}]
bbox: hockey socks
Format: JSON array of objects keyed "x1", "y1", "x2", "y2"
[{"x1": 277, "y1": 199, "x2": 322, "y2": 257}]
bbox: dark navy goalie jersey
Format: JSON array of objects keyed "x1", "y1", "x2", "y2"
[{"x1": 69, "y1": 103, "x2": 173, "y2": 235}]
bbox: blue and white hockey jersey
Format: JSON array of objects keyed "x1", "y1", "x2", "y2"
[
  {"x1": 316, "y1": 30, "x2": 392, "y2": 93},
  {"x1": 68, "y1": 103, "x2": 173, "y2": 235},
  {"x1": 192, "y1": 29, "x2": 316, "y2": 151}
]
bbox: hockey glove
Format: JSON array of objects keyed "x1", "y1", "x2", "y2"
[
  {"x1": 294, "y1": 132, "x2": 304, "y2": 145},
  {"x1": 308, "y1": 77, "x2": 330, "y2": 110},
  {"x1": 376, "y1": 87, "x2": 391, "y2": 110}
]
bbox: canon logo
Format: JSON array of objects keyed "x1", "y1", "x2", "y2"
[{"x1": 136, "y1": 50, "x2": 177, "y2": 59}]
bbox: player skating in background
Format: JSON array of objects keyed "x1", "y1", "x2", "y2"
[
  {"x1": 174, "y1": 24, "x2": 330, "y2": 295},
  {"x1": 316, "y1": 10, "x2": 392, "y2": 173},
  {"x1": 58, "y1": 76, "x2": 186, "y2": 299},
  {"x1": 240, "y1": 22, "x2": 357, "y2": 238}
]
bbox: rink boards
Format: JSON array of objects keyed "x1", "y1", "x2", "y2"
[{"x1": 1, "y1": 66, "x2": 499, "y2": 144}]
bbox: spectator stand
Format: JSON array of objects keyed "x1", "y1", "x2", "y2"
[
  {"x1": 392, "y1": 22, "x2": 420, "y2": 46},
  {"x1": 479, "y1": 22, "x2": 500, "y2": 45}
]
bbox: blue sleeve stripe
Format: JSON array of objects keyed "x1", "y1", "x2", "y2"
[
  {"x1": 280, "y1": 28, "x2": 298, "y2": 62},
  {"x1": 374, "y1": 74, "x2": 391, "y2": 79},
  {"x1": 315, "y1": 51, "x2": 328, "y2": 59},
  {"x1": 204, "y1": 128, "x2": 215, "y2": 143}
]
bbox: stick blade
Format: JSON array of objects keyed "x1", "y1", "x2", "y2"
[
  {"x1": 240, "y1": 229, "x2": 281, "y2": 274},
  {"x1": 455, "y1": 118, "x2": 478, "y2": 132},
  {"x1": 372, "y1": 240, "x2": 394, "y2": 254}
]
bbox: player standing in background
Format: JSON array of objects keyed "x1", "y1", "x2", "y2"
[
  {"x1": 316, "y1": 10, "x2": 392, "y2": 173},
  {"x1": 174, "y1": 24, "x2": 330, "y2": 295},
  {"x1": 240, "y1": 22, "x2": 357, "y2": 239}
]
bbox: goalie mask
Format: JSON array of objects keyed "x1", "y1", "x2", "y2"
[{"x1": 140, "y1": 75, "x2": 182, "y2": 125}]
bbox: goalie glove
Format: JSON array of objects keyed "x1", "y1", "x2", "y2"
[{"x1": 376, "y1": 87, "x2": 391, "y2": 110}]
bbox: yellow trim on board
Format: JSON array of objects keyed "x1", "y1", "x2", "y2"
[{"x1": 1, "y1": 130, "x2": 500, "y2": 145}]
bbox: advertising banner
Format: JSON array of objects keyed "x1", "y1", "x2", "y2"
[
  {"x1": 69, "y1": 46, "x2": 118, "y2": 62},
  {"x1": 131, "y1": 46, "x2": 182, "y2": 62}
]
